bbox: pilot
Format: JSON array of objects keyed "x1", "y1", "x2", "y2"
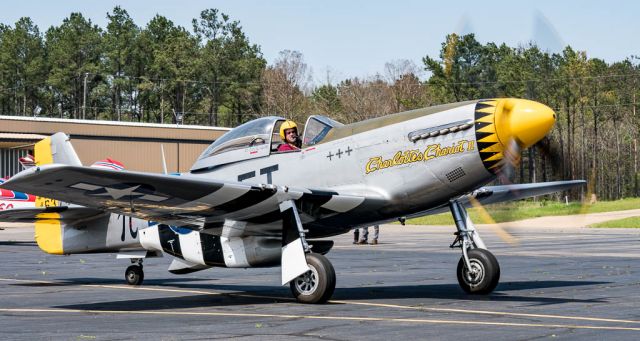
[{"x1": 277, "y1": 120, "x2": 302, "y2": 152}]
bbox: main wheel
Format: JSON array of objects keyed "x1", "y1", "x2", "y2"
[
  {"x1": 290, "y1": 253, "x2": 336, "y2": 304},
  {"x1": 456, "y1": 248, "x2": 500, "y2": 294},
  {"x1": 125, "y1": 265, "x2": 144, "y2": 286}
]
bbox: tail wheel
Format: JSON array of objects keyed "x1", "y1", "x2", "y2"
[
  {"x1": 125, "y1": 265, "x2": 144, "y2": 286},
  {"x1": 456, "y1": 248, "x2": 500, "y2": 294},
  {"x1": 290, "y1": 253, "x2": 336, "y2": 304}
]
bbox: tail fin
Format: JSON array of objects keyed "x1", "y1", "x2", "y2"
[
  {"x1": 33, "y1": 133, "x2": 82, "y2": 208},
  {"x1": 34, "y1": 132, "x2": 82, "y2": 166}
]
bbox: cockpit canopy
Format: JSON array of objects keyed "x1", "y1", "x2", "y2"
[
  {"x1": 190, "y1": 115, "x2": 343, "y2": 172},
  {"x1": 302, "y1": 115, "x2": 343, "y2": 146}
]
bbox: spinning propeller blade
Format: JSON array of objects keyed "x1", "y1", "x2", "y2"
[
  {"x1": 469, "y1": 195, "x2": 519, "y2": 246},
  {"x1": 470, "y1": 98, "x2": 559, "y2": 244}
]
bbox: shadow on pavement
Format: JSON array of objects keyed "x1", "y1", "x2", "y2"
[
  {"x1": 0, "y1": 241, "x2": 37, "y2": 246},
  {"x1": 40, "y1": 279, "x2": 609, "y2": 311}
]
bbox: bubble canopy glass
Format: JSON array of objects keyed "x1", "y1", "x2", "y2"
[{"x1": 191, "y1": 116, "x2": 281, "y2": 171}]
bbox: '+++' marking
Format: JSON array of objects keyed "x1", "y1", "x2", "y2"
[{"x1": 327, "y1": 146, "x2": 353, "y2": 161}]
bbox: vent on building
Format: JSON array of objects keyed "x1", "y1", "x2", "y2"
[{"x1": 446, "y1": 167, "x2": 466, "y2": 182}]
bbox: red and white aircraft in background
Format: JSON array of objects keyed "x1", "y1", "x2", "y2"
[
  {"x1": 0, "y1": 155, "x2": 37, "y2": 211},
  {"x1": 0, "y1": 178, "x2": 36, "y2": 211}
]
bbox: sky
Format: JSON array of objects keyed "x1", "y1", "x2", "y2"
[{"x1": 0, "y1": 0, "x2": 638, "y2": 84}]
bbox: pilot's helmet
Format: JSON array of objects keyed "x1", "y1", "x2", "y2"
[{"x1": 279, "y1": 120, "x2": 298, "y2": 139}]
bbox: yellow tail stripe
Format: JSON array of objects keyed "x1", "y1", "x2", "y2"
[
  {"x1": 34, "y1": 213, "x2": 63, "y2": 255},
  {"x1": 33, "y1": 136, "x2": 63, "y2": 254},
  {"x1": 34, "y1": 137, "x2": 53, "y2": 166}
]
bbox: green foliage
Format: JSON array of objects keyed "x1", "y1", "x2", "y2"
[
  {"x1": 0, "y1": 17, "x2": 47, "y2": 116},
  {"x1": 0, "y1": 8, "x2": 264, "y2": 126},
  {"x1": 192, "y1": 8, "x2": 265, "y2": 126},
  {"x1": 590, "y1": 216, "x2": 640, "y2": 228},
  {"x1": 45, "y1": 13, "x2": 102, "y2": 119},
  {"x1": 312, "y1": 84, "x2": 342, "y2": 116},
  {"x1": 423, "y1": 33, "x2": 498, "y2": 101}
]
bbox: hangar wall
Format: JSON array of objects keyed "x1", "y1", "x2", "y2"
[{"x1": 0, "y1": 116, "x2": 230, "y2": 175}]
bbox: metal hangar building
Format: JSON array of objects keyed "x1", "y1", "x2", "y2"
[{"x1": 0, "y1": 116, "x2": 230, "y2": 177}]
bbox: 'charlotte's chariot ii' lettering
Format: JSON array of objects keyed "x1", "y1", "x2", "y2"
[{"x1": 365, "y1": 140, "x2": 475, "y2": 174}]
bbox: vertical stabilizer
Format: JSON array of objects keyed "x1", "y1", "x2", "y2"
[
  {"x1": 32, "y1": 132, "x2": 82, "y2": 209},
  {"x1": 35, "y1": 132, "x2": 82, "y2": 166}
]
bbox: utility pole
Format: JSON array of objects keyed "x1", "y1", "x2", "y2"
[
  {"x1": 82, "y1": 72, "x2": 88, "y2": 120},
  {"x1": 160, "y1": 80, "x2": 164, "y2": 124},
  {"x1": 635, "y1": 138, "x2": 638, "y2": 196}
]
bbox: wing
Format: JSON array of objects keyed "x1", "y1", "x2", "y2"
[
  {"x1": 0, "y1": 164, "x2": 367, "y2": 228},
  {"x1": 0, "y1": 206, "x2": 105, "y2": 223},
  {"x1": 412, "y1": 180, "x2": 586, "y2": 216},
  {"x1": 468, "y1": 180, "x2": 586, "y2": 205}
]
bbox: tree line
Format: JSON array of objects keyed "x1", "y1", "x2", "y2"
[
  {"x1": 0, "y1": 8, "x2": 638, "y2": 200},
  {"x1": 0, "y1": 7, "x2": 265, "y2": 127}
]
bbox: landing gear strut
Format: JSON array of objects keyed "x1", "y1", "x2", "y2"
[
  {"x1": 449, "y1": 200, "x2": 500, "y2": 294},
  {"x1": 280, "y1": 199, "x2": 336, "y2": 304},
  {"x1": 125, "y1": 259, "x2": 144, "y2": 286}
]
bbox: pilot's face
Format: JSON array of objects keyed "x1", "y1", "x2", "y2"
[{"x1": 284, "y1": 128, "x2": 298, "y2": 143}]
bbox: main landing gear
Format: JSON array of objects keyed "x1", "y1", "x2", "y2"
[
  {"x1": 280, "y1": 199, "x2": 336, "y2": 304},
  {"x1": 449, "y1": 200, "x2": 500, "y2": 294},
  {"x1": 290, "y1": 253, "x2": 336, "y2": 304},
  {"x1": 125, "y1": 259, "x2": 144, "y2": 286}
]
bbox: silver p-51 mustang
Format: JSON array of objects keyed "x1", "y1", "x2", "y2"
[{"x1": 0, "y1": 98, "x2": 584, "y2": 303}]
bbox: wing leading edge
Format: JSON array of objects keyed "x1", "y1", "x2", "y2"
[{"x1": 411, "y1": 180, "x2": 586, "y2": 217}]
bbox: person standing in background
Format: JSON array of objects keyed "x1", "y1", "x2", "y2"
[{"x1": 356, "y1": 225, "x2": 379, "y2": 245}]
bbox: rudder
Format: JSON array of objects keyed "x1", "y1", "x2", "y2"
[{"x1": 34, "y1": 132, "x2": 82, "y2": 167}]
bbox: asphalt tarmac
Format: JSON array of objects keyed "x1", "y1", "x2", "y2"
[{"x1": 1, "y1": 223, "x2": 639, "y2": 340}]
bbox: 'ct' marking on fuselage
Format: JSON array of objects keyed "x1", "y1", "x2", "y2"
[{"x1": 237, "y1": 164, "x2": 279, "y2": 183}]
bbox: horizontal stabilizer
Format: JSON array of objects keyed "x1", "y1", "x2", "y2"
[{"x1": 0, "y1": 206, "x2": 105, "y2": 224}]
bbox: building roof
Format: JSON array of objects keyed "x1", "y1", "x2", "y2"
[
  {"x1": 0, "y1": 133, "x2": 47, "y2": 149},
  {"x1": 0, "y1": 115, "x2": 230, "y2": 131},
  {"x1": 0, "y1": 115, "x2": 230, "y2": 143}
]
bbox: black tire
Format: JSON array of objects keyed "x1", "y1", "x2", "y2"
[
  {"x1": 456, "y1": 248, "x2": 500, "y2": 294},
  {"x1": 290, "y1": 253, "x2": 336, "y2": 304},
  {"x1": 125, "y1": 265, "x2": 144, "y2": 286}
]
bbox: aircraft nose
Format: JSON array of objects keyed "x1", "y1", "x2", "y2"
[{"x1": 494, "y1": 98, "x2": 556, "y2": 149}]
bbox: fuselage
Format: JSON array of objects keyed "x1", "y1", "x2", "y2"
[
  {"x1": 2, "y1": 98, "x2": 556, "y2": 271},
  {"x1": 183, "y1": 99, "x2": 556, "y2": 238}
]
